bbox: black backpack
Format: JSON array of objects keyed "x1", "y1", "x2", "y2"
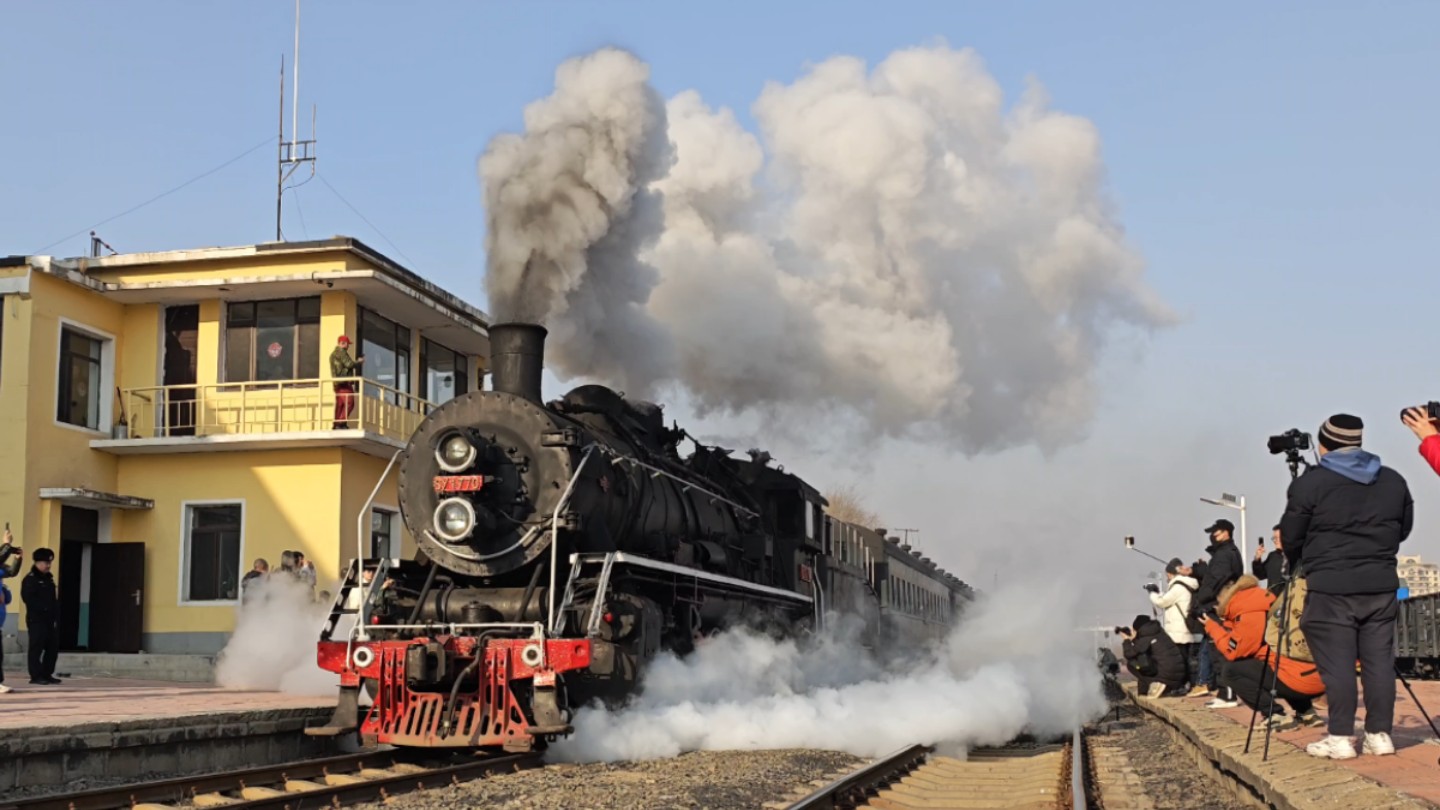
[{"x1": 1177, "y1": 582, "x2": 1205, "y2": 634}]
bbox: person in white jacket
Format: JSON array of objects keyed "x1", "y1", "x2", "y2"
[{"x1": 1147, "y1": 558, "x2": 1203, "y2": 691}]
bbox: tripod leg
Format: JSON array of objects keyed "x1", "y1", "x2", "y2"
[
  {"x1": 1397, "y1": 672, "x2": 1440, "y2": 740},
  {"x1": 1263, "y1": 580, "x2": 1297, "y2": 762}
]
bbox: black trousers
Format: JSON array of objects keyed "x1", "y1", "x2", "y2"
[
  {"x1": 1223, "y1": 657, "x2": 1316, "y2": 716},
  {"x1": 1299, "y1": 591, "x2": 1397, "y2": 736},
  {"x1": 26, "y1": 617, "x2": 58, "y2": 681}
]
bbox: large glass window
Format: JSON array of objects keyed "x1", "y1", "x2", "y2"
[
  {"x1": 420, "y1": 338, "x2": 469, "y2": 404},
  {"x1": 359, "y1": 308, "x2": 412, "y2": 403},
  {"x1": 224, "y1": 297, "x2": 320, "y2": 382},
  {"x1": 184, "y1": 504, "x2": 243, "y2": 602},
  {"x1": 57, "y1": 327, "x2": 104, "y2": 429}
]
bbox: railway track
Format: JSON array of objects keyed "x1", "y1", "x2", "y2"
[
  {"x1": 0, "y1": 749, "x2": 541, "y2": 810},
  {"x1": 779, "y1": 728, "x2": 1090, "y2": 810}
]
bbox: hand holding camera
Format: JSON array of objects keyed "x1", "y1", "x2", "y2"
[
  {"x1": 1401, "y1": 404, "x2": 1440, "y2": 441},
  {"x1": 1143, "y1": 583, "x2": 1160, "y2": 594}
]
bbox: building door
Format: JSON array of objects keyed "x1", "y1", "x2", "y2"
[
  {"x1": 163, "y1": 304, "x2": 199, "y2": 436},
  {"x1": 89, "y1": 543, "x2": 145, "y2": 653},
  {"x1": 57, "y1": 505, "x2": 98, "y2": 650}
]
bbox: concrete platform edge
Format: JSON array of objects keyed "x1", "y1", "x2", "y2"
[{"x1": 1124, "y1": 683, "x2": 1435, "y2": 810}]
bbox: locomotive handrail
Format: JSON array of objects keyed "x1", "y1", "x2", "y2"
[
  {"x1": 595, "y1": 446, "x2": 761, "y2": 519},
  {"x1": 548, "y1": 446, "x2": 598, "y2": 634},
  {"x1": 353, "y1": 450, "x2": 401, "y2": 646}
]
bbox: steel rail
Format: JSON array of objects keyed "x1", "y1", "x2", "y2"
[
  {"x1": 0, "y1": 750, "x2": 539, "y2": 810},
  {"x1": 783, "y1": 744, "x2": 930, "y2": 809},
  {"x1": 1072, "y1": 726, "x2": 1088, "y2": 810}
]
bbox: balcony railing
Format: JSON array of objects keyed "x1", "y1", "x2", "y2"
[{"x1": 120, "y1": 377, "x2": 433, "y2": 444}]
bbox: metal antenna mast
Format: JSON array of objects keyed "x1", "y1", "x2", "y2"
[
  {"x1": 276, "y1": 0, "x2": 316, "y2": 241},
  {"x1": 894, "y1": 528, "x2": 920, "y2": 546}
]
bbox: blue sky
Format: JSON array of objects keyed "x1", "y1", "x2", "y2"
[{"x1": 5, "y1": 1, "x2": 1440, "y2": 621}]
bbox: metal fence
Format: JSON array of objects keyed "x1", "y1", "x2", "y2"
[{"x1": 120, "y1": 376, "x2": 432, "y2": 444}]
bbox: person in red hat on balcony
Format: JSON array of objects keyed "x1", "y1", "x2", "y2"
[{"x1": 331, "y1": 336, "x2": 363, "y2": 429}]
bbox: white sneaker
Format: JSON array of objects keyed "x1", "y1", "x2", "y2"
[
  {"x1": 1363, "y1": 732, "x2": 1396, "y2": 756},
  {"x1": 1206, "y1": 698, "x2": 1240, "y2": 709},
  {"x1": 0, "y1": 684, "x2": 11, "y2": 694},
  {"x1": 1307, "y1": 735, "x2": 1357, "y2": 760},
  {"x1": 1146, "y1": 682, "x2": 1166, "y2": 698}
]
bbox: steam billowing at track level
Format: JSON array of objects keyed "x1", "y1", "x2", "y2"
[
  {"x1": 553, "y1": 581, "x2": 1108, "y2": 762},
  {"x1": 480, "y1": 45, "x2": 1174, "y2": 454}
]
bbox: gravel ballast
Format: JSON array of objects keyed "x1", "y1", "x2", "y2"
[{"x1": 352, "y1": 748, "x2": 862, "y2": 810}]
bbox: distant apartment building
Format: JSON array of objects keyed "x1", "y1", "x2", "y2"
[
  {"x1": 1399, "y1": 555, "x2": 1440, "y2": 597},
  {"x1": 0, "y1": 238, "x2": 488, "y2": 655}
]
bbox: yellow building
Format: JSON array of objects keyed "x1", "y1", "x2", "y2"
[{"x1": 0, "y1": 237, "x2": 488, "y2": 655}]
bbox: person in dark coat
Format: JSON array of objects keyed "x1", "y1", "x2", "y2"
[
  {"x1": 1187, "y1": 519, "x2": 1242, "y2": 701},
  {"x1": 1121, "y1": 615, "x2": 1187, "y2": 698},
  {"x1": 1252, "y1": 524, "x2": 1287, "y2": 595},
  {"x1": 1281, "y1": 414, "x2": 1413, "y2": 760},
  {"x1": 21, "y1": 547, "x2": 60, "y2": 685}
]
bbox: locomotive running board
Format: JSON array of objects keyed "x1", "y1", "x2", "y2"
[{"x1": 558, "y1": 551, "x2": 812, "y2": 636}]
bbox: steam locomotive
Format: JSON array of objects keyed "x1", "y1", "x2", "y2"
[{"x1": 309, "y1": 323, "x2": 973, "y2": 752}]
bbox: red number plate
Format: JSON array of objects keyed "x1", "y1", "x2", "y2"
[{"x1": 434, "y1": 475, "x2": 485, "y2": 494}]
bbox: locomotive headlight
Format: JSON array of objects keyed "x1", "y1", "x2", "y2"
[
  {"x1": 435, "y1": 432, "x2": 477, "y2": 472},
  {"x1": 434, "y1": 497, "x2": 476, "y2": 541}
]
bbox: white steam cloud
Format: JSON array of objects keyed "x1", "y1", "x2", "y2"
[
  {"x1": 482, "y1": 44, "x2": 1174, "y2": 454},
  {"x1": 551, "y1": 582, "x2": 1107, "y2": 762},
  {"x1": 214, "y1": 576, "x2": 336, "y2": 695}
]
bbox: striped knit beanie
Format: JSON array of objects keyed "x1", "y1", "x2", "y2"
[{"x1": 1318, "y1": 414, "x2": 1364, "y2": 450}]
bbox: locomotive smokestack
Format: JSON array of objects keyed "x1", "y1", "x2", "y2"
[{"x1": 488, "y1": 322, "x2": 548, "y2": 402}]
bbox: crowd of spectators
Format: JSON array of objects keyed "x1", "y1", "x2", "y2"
[{"x1": 1120, "y1": 409, "x2": 1438, "y2": 760}]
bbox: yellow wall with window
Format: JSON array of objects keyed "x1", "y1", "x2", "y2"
[{"x1": 0, "y1": 246, "x2": 471, "y2": 656}]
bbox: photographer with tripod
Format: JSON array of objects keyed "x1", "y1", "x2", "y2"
[{"x1": 1280, "y1": 414, "x2": 1413, "y2": 760}]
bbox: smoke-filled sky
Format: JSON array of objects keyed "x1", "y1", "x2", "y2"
[{"x1": 5, "y1": 2, "x2": 1440, "y2": 626}]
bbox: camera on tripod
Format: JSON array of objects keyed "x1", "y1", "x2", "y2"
[{"x1": 1267, "y1": 428, "x2": 1312, "y2": 455}]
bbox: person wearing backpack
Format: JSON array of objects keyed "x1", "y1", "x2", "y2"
[
  {"x1": 1147, "y1": 558, "x2": 1203, "y2": 690},
  {"x1": 1121, "y1": 615, "x2": 1187, "y2": 698},
  {"x1": 1281, "y1": 414, "x2": 1413, "y2": 760},
  {"x1": 1204, "y1": 575, "x2": 1325, "y2": 728}
]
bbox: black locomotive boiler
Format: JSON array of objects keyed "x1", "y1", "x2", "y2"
[{"x1": 311, "y1": 322, "x2": 971, "y2": 752}]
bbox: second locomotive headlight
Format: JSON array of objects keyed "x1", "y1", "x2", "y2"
[
  {"x1": 434, "y1": 497, "x2": 476, "y2": 541},
  {"x1": 436, "y1": 431, "x2": 477, "y2": 472}
]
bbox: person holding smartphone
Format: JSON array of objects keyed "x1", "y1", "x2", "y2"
[{"x1": 1252, "y1": 525, "x2": 1287, "y2": 595}]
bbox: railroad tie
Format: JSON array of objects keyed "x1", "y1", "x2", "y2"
[
  {"x1": 239, "y1": 786, "x2": 289, "y2": 800},
  {"x1": 192, "y1": 793, "x2": 241, "y2": 807},
  {"x1": 861, "y1": 747, "x2": 1066, "y2": 810},
  {"x1": 284, "y1": 779, "x2": 329, "y2": 792},
  {"x1": 324, "y1": 773, "x2": 370, "y2": 786}
]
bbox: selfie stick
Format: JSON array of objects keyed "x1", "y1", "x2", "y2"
[{"x1": 1123, "y1": 536, "x2": 1169, "y2": 565}]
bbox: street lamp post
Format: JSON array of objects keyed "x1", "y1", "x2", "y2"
[{"x1": 1200, "y1": 492, "x2": 1247, "y2": 561}]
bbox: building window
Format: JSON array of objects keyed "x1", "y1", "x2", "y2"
[
  {"x1": 57, "y1": 327, "x2": 105, "y2": 429},
  {"x1": 420, "y1": 338, "x2": 469, "y2": 404},
  {"x1": 359, "y1": 308, "x2": 412, "y2": 402},
  {"x1": 225, "y1": 298, "x2": 320, "y2": 382},
  {"x1": 370, "y1": 508, "x2": 397, "y2": 559},
  {"x1": 184, "y1": 503, "x2": 243, "y2": 602}
]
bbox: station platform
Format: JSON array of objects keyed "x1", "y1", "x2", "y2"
[
  {"x1": 0, "y1": 676, "x2": 338, "y2": 791},
  {"x1": 1129, "y1": 679, "x2": 1440, "y2": 809}
]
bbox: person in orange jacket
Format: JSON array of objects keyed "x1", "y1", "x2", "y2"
[{"x1": 1202, "y1": 575, "x2": 1325, "y2": 727}]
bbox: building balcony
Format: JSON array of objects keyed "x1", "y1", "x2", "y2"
[{"x1": 90, "y1": 377, "x2": 432, "y2": 458}]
